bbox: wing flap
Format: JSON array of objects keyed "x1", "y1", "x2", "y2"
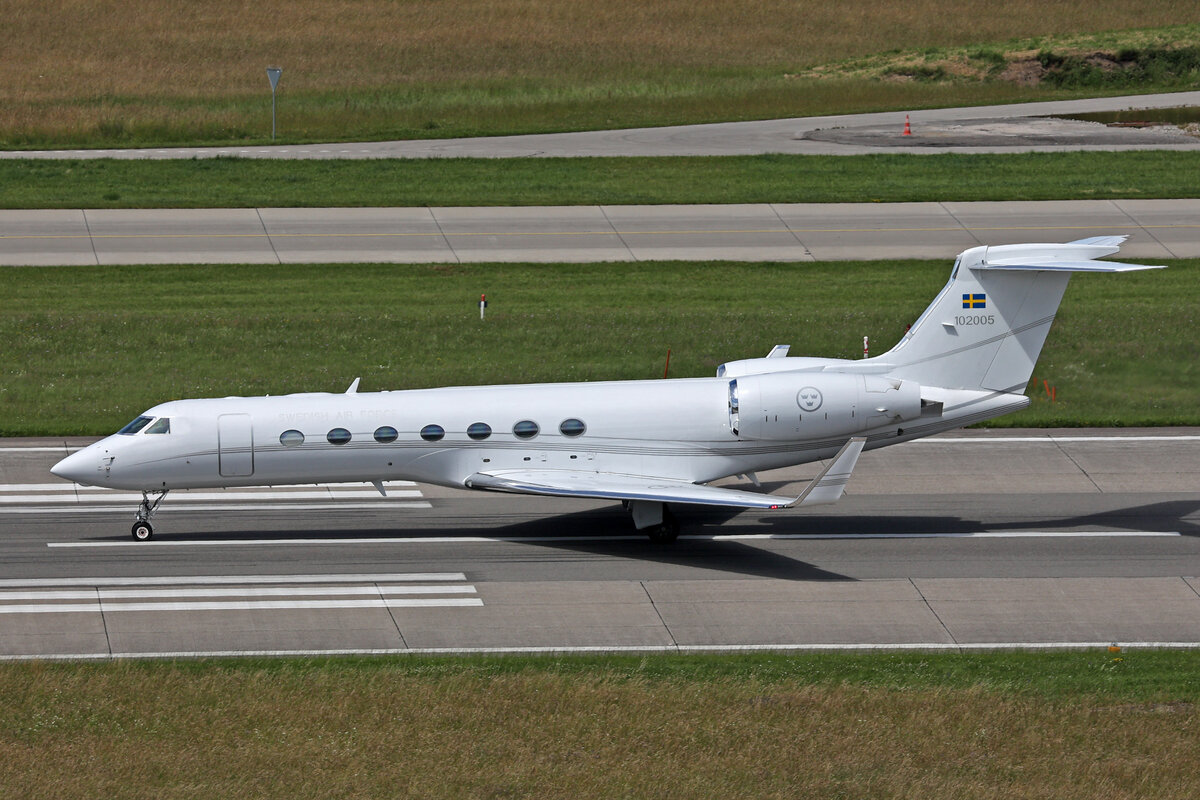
[{"x1": 465, "y1": 437, "x2": 866, "y2": 510}]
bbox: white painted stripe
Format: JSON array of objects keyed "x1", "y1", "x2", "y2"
[
  {"x1": 0, "y1": 482, "x2": 418, "y2": 492},
  {"x1": 2, "y1": 642, "x2": 1199, "y2": 661},
  {"x1": 0, "y1": 573, "x2": 466, "y2": 588},
  {"x1": 0, "y1": 490, "x2": 424, "y2": 504},
  {"x1": 0, "y1": 491, "x2": 424, "y2": 503},
  {"x1": 917, "y1": 435, "x2": 1200, "y2": 443},
  {"x1": 46, "y1": 529, "x2": 1180, "y2": 548},
  {"x1": 0, "y1": 585, "x2": 476, "y2": 601},
  {"x1": 0, "y1": 598, "x2": 484, "y2": 614},
  {"x1": 699, "y1": 531, "x2": 1183, "y2": 540},
  {"x1": 14, "y1": 502, "x2": 432, "y2": 515},
  {"x1": 0, "y1": 447, "x2": 80, "y2": 453}
]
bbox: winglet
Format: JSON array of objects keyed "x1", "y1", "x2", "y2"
[
  {"x1": 788, "y1": 437, "x2": 866, "y2": 508},
  {"x1": 346, "y1": 377, "x2": 361, "y2": 394}
]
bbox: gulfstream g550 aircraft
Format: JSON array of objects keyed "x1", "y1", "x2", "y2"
[{"x1": 52, "y1": 236, "x2": 1161, "y2": 542}]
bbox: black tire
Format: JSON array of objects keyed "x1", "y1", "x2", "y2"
[
  {"x1": 646, "y1": 509, "x2": 679, "y2": 544},
  {"x1": 131, "y1": 521, "x2": 154, "y2": 541}
]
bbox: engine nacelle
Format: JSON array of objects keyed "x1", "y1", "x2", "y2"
[{"x1": 728, "y1": 372, "x2": 921, "y2": 440}]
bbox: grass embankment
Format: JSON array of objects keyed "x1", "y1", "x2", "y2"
[
  {"x1": 2, "y1": 260, "x2": 1193, "y2": 435},
  {"x1": 6, "y1": 151, "x2": 1200, "y2": 208},
  {"x1": 4, "y1": 2, "x2": 1199, "y2": 147},
  {"x1": 2, "y1": 651, "x2": 1199, "y2": 799}
]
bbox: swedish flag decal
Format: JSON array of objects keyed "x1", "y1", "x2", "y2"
[{"x1": 962, "y1": 293, "x2": 986, "y2": 309}]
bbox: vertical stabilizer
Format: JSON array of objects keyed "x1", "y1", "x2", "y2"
[{"x1": 874, "y1": 237, "x2": 1162, "y2": 392}]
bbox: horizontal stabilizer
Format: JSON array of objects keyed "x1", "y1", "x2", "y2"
[
  {"x1": 465, "y1": 437, "x2": 867, "y2": 510},
  {"x1": 976, "y1": 259, "x2": 1164, "y2": 273}
]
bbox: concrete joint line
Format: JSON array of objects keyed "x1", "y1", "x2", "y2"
[
  {"x1": 909, "y1": 578, "x2": 959, "y2": 649},
  {"x1": 1183, "y1": 576, "x2": 1200, "y2": 602},
  {"x1": 769, "y1": 203, "x2": 814, "y2": 259},
  {"x1": 426, "y1": 207, "x2": 461, "y2": 264},
  {"x1": 377, "y1": 581, "x2": 409, "y2": 649},
  {"x1": 1112, "y1": 199, "x2": 1178, "y2": 258},
  {"x1": 96, "y1": 586, "x2": 113, "y2": 657},
  {"x1": 79, "y1": 208, "x2": 101, "y2": 265},
  {"x1": 640, "y1": 581, "x2": 678, "y2": 648},
  {"x1": 1051, "y1": 438, "x2": 1103, "y2": 493},
  {"x1": 938, "y1": 201, "x2": 983, "y2": 247},
  {"x1": 599, "y1": 206, "x2": 637, "y2": 262},
  {"x1": 255, "y1": 208, "x2": 282, "y2": 264}
]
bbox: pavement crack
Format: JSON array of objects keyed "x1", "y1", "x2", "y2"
[
  {"x1": 640, "y1": 581, "x2": 678, "y2": 650},
  {"x1": 909, "y1": 578, "x2": 958, "y2": 650}
]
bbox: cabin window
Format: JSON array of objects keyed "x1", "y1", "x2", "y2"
[
  {"x1": 145, "y1": 418, "x2": 171, "y2": 434},
  {"x1": 467, "y1": 422, "x2": 492, "y2": 440},
  {"x1": 374, "y1": 426, "x2": 399, "y2": 443},
  {"x1": 326, "y1": 428, "x2": 352, "y2": 445},
  {"x1": 118, "y1": 416, "x2": 154, "y2": 435},
  {"x1": 513, "y1": 420, "x2": 539, "y2": 439},
  {"x1": 559, "y1": 418, "x2": 586, "y2": 437},
  {"x1": 420, "y1": 424, "x2": 445, "y2": 442},
  {"x1": 280, "y1": 430, "x2": 305, "y2": 447}
]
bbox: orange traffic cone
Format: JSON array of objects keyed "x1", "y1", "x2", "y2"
[{"x1": 902, "y1": 114, "x2": 912, "y2": 136}]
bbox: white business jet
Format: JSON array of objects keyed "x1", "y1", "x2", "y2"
[{"x1": 52, "y1": 236, "x2": 1160, "y2": 542}]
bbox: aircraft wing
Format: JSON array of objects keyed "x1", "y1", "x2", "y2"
[{"x1": 465, "y1": 437, "x2": 865, "y2": 509}]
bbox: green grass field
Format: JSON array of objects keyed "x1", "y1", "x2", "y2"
[
  {"x1": 4, "y1": 3, "x2": 1198, "y2": 148},
  {"x1": 5, "y1": 151, "x2": 1200, "y2": 208},
  {"x1": 2, "y1": 651, "x2": 1198, "y2": 799},
  {"x1": 2, "y1": 259, "x2": 1193, "y2": 436}
]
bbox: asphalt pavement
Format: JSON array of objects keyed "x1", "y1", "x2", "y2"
[
  {"x1": 1, "y1": 91, "x2": 1198, "y2": 160},
  {"x1": 2, "y1": 199, "x2": 1196, "y2": 266},
  {"x1": 2, "y1": 429, "x2": 1198, "y2": 658}
]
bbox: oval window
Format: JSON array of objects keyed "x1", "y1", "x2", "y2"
[
  {"x1": 420, "y1": 424, "x2": 445, "y2": 442},
  {"x1": 326, "y1": 428, "x2": 352, "y2": 445},
  {"x1": 467, "y1": 422, "x2": 492, "y2": 441},
  {"x1": 513, "y1": 420, "x2": 539, "y2": 439},
  {"x1": 374, "y1": 426, "x2": 398, "y2": 443},
  {"x1": 280, "y1": 430, "x2": 305, "y2": 447},
  {"x1": 559, "y1": 418, "x2": 586, "y2": 438}
]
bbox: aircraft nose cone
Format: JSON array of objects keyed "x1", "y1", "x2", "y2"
[{"x1": 51, "y1": 449, "x2": 94, "y2": 484}]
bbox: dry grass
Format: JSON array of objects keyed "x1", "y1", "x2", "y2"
[
  {"x1": 1, "y1": 657, "x2": 1199, "y2": 799},
  {"x1": 3, "y1": 1, "x2": 1199, "y2": 145}
]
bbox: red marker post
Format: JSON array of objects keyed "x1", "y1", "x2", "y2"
[{"x1": 479, "y1": 293, "x2": 487, "y2": 320}]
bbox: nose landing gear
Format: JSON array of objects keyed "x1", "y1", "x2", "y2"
[{"x1": 132, "y1": 490, "x2": 169, "y2": 541}]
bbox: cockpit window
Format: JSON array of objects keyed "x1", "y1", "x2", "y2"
[
  {"x1": 118, "y1": 416, "x2": 154, "y2": 435},
  {"x1": 145, "y1": 418, "x2": 171, "y2": 434}
]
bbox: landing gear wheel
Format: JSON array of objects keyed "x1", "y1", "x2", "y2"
[
  {"x1": 646, "y1": 509, "x2": 679, "y2": 544},
  {"x1": 131, "y1": 521, "x2": 154, "y2": 541}
]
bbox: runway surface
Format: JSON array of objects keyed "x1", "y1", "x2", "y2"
[
  {"x1": 2, "y1": 199, "x2": 1197, "y2": 266},
  {"x1": 2, "y1": 429, "x2": 1198, "y2": 659},
  {"x1": 2, "y1": 91, "x2": 1198, "y2": 159}
]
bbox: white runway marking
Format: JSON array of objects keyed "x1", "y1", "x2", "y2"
[
  {"x1": 0, "y1": 598, "x2": 483, "y2": 614},
  {"x1": 3, "y1": 642, "x2": 1199, "y2": 662},
  {"x1": 0, "y1": 573, "x2": 467, "y2": 587},
  {"x1": 0, "y1": 585, "x2": 477, "y2": 601},
  {"x1": 47, "y1": 530, "x2": 1181, "y2": 547},
  {"x1": 0, "y1": 573, "x2": 482, "y2": 613},
  {"x1": 0, "y1": 481, "x2": 431, "y2": 515}
]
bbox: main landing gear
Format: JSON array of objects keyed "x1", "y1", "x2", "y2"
[
  {"x1": 132, "y1": 490, "x2": 169, "y2": 541},
  {"x1": 628, "y1": 500, "x2": 679, "y2": 544}
]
